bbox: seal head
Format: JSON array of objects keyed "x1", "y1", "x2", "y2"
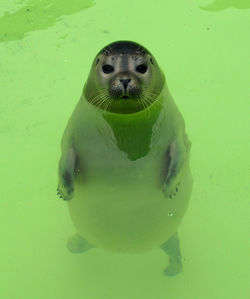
[{"x1": 84, "y1": 41, "x2": 165, "y2": 114}]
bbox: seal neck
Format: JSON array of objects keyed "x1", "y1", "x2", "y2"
[{"x1": 101, "y1": 89, "x2": 166, "y2": 161}]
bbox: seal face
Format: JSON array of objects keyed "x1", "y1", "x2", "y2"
[{"x1": 84, "y1": 41, "x2": 165, "y2": 114}]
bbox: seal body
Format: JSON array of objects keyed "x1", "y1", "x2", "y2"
[{"x1": 58, "y1": 41, "x2": 192, "y2": 255}]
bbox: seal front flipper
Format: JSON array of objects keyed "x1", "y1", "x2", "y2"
[
  {"x1": 57, "y1": 147, "x2": 76, "y2": 201},
  {"x1": 163, "y1": 138, "x2": 187, "y2": 199}
]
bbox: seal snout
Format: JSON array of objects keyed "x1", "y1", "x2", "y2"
[
  {"x1": 119, "y1": 78, "x2": 131, "y2": 91},
  {"x1": 120, "y1": 78, "x2": 132, "y2": 99},
  {"x1": 108, "y1": 74, "x2": 142, "y2": 100}
]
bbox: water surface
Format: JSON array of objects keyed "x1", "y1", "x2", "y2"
[{"x1": 0, "y1": 0, "x2": 249, "y2": 298}]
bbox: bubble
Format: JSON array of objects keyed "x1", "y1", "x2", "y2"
[{"x1": 168, "y1": 211, "x2": 174, "y2": 217}]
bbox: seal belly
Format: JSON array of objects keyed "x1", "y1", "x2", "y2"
[{"x1": 68, "y1": 147, "x2": 192, "y2": 253}]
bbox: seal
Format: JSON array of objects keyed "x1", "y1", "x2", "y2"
[{"x1": 57, "y1": 41, "x2": 192, "y2": 276}]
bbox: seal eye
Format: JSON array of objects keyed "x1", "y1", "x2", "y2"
[
  {"x1": 102, "y1": 64, "x2": 114, "y2": 74},
  {"x1": 136, "y1": 64, "x2": 148, "y2": 74},
  {"x1": 150, "y1": 57, "x2": 154, "y2": 65}
]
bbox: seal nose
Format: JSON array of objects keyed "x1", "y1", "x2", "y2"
[{"x1": 119, "y1": 79, "x2": 131, "y2": 90}]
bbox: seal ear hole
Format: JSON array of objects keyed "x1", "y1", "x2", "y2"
[
  {"x1": 102, "y1": 64, "x2": 114, "y2": 74},
  {"x1": 136, "y1": 64, "x2": 148, "y2": 74},
  {"x1": 150, "y1": 57, "x2": 154, "y2": 65}
]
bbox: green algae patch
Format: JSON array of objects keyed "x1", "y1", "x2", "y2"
[
  {"x1": 0, "y1": 0, "x2": 94, "y2": 43},
  {"x1": 200, "y1": 0, "x2": 250, "y2": 11}
]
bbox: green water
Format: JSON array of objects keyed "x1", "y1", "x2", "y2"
[{"x1": 0, "y1": 0, "x2": 249, "y2": 298}]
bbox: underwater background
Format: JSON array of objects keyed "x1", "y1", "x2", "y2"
[{"x1": 0, "y1": 0, "x2": 249, "y2": 298}]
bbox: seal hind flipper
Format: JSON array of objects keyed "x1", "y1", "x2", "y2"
[
  {"x1": 67, "y1": 233, "x2": 95, "y2": 253},
  {"x1": 160, "y1": 232, "x2": 183, "y2": 276},
  {"x1": 58, "y1": 147, "x2": 76, "y2": 201}
]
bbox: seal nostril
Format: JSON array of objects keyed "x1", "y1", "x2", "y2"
[{"x1": 119, "y1": 79, "x2": 131, "y2": 90}]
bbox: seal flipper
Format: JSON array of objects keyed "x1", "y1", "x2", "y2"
[
  {"x1": 160, "y1": 232, "x2": 183, "y2": 276},
  {"x1": 57, "y1": 147, "x2": 76, "y2": 201},
  {"x1": 67, "y1": 233, "x2": 95, "y2": 253},
  {"x1": 163, "y1": 138, "x2": 187, "y2": 199}
]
